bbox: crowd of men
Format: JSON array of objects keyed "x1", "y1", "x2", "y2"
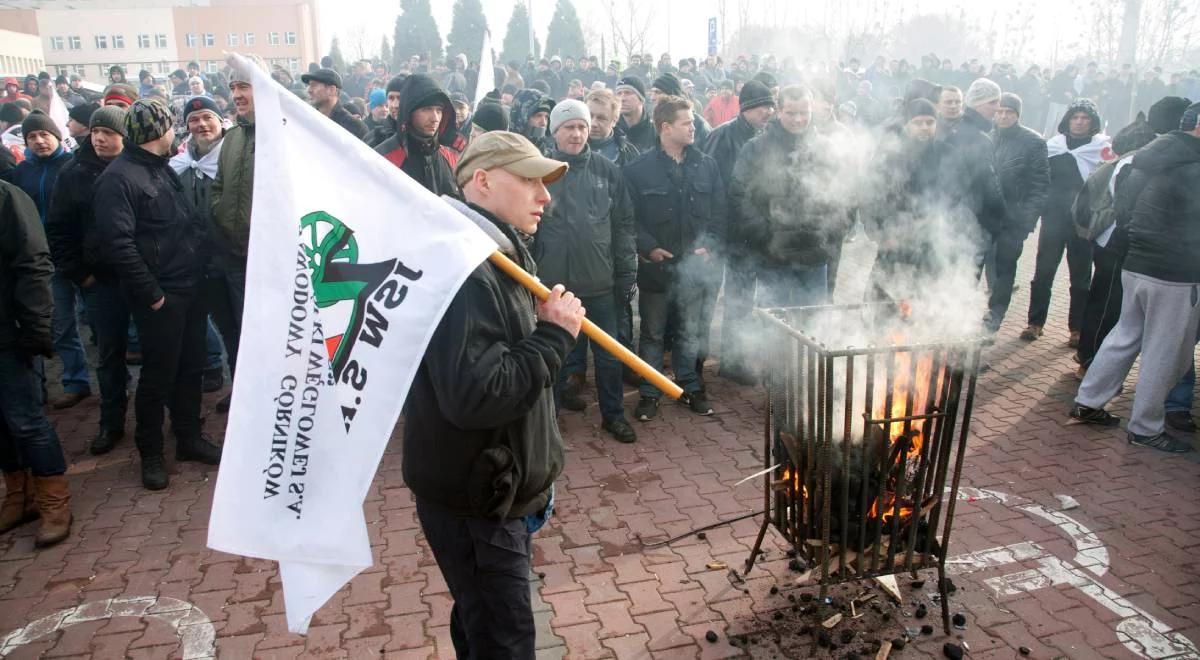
[{"x1": 0, "y1": 45, "x2": 1197, "y2": 573}]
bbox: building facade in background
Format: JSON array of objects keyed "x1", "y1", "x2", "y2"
[{"x1": 0, "y1": 0, "x2": 319, "y2": 80}]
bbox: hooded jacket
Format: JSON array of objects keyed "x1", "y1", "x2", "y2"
[
  {"x1": 728, "y1": 120, "x2": 850, "y2": 268},
  {"x1": 1115, "y1": 131, "x2": 1200, "y2": 283},
  {"x1": 0, "y1": 180, "x2": 53, "y2": 354},
  {"x1": 940, "y1": 107, "x2": 1008, "y2": 236},
  {"x1": 94, "y1": 144, "x2": 207, "y2": 307},
  {"x1": 510, "y1": 89, "x2": 555, "y2": 152},
  {"x1": 532, "y1": 145, "x2": 637, "y2": 298},
  {"x1": 45, "y1": 136, "x2": 119, "y2": 285},
  {"x1": 1045, "y1": 100, "x2": 1108, "y2": 223},
  {"x1": 374, "y1": 74, "x2": 460, "y2": 196},
  {"x1": 6, "y1": 145, "x2": 71, "y2": 223},
  {"x1": 991, "y1": 120, "x2": 1050, "y2": 234},
  {"x1": 211, "y1": 113, "x2": 255, "y2": 264},
  {"x1": 402, "y1": 197, "x2": 575, "y2": 520}
]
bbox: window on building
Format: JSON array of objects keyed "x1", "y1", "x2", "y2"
[
  {"x1": 50, "y1": 36, "x2": 64, "y2": 50},
  {"x1": 203, "y1": 33, "x2": 214, "y2": 47},
  {"x1": 284, "y1": 31, "x2": 297, "y2": 45},
  {"x1": 137, "y1": 34, "x2": 150, "y2": 48},
  {"x1": 95, "y1": 35, "x2": 108, "y2": 49},
  {"x1": 207, "y1": 61, "x2": 219, "y2": 73},
  {"x1": 156, "y1": 33, "x2": 168, "y2": 48},
  {"x1": 157, "y1": 61, "x2": 169, "y2": 74},
  {"x1": 244, "y1": 32, "x2": 255, "y2": 46},
  {"x1": 112, "y1": 34, "x2": 125, "y2": 49},
  {"x1": 288, "y1": 58, "x2": 299, "y2": 72},
  {"x1": 68, "y1": 35, "x2": 81, "y2": 50},
  {"x1": 268, "y1": 32, "x2": 279, "y2": 46},
  {"x1": 185, "y1": 32, "x2": 195, "y2": 47},
  {"x1": 227, "y1": 32, "x2": 238, "y2": 47}
]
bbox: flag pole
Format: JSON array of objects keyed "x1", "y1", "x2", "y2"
[{"x1": 487, "y1": 251, "x2": 684, "y2": 400}]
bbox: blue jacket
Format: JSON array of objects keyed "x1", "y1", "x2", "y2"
[{"x1": 4, "y1": 146, "x2": 71, "y2": 223}]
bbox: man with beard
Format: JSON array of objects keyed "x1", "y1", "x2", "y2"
[
  {"x1": 532, "y1": 100, "x2": 638, "y2": 444},
  {"x1": 624, "y1": 95, "x2": 726, "y2": 420},
  {"x1": 706, "y1": 80, "x2": 775, "y2": 384},
  {"x1": 46, "y1": 105, "x2": 129, "y2": 455},
  {"x1": 375, "y1": 74, "x2": 460, "y2": 196},
  {"x1": 1022, "y1": 99, "x2": 1110, "y2": 345},
  {"x1": 302, "y1": 68, "x2": 368, "y2": 141},
  {"x1": 986, "y1": 93, "x2": 1049, "y2": 333},
  {"x1": 615, "y1": 76, "x2": 655, "y2": 152}
]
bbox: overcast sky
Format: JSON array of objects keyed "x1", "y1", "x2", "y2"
[{"x1": 319, "y1": 0, "x2": 1074, "y2": 67}]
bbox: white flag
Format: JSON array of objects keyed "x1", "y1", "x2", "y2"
[
  {"x1": 207, "y1": 53, "x2": 496, "y2": 633},
  {"x1": 48, "y1": 91, "x2": 76, "y2": 151},
  {"x1": 473, "y1": 30, "x2": 494, "y2": 110}
]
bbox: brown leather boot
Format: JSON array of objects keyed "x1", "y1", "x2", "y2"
[
  {"x1": 32, "y1": 474, "x2": 71, "y2": 547},
  {"x1": 0, "y1": 471, "x2": 38, "y2": 534}
]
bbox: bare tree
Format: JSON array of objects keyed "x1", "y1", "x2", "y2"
[
  {"x1": 344, "y1": 25, "x2": 372, "y2": 62},
  {"x1": 603, "y1": 0, "x2": 655, "y2": 64}
]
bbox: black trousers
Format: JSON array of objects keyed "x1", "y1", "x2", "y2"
[
  {"x1": 1076, "y1": 244, "x2": 1124, "y2": 367},
  {"x1": 130, "y1": 286, "x2": 206, "y2": 458},
  {"x1": 718, "y1": 254, "x2": 757, "y2": 377},
  {"x1": 985, "y1": 229, "x2": 1028, "y2": 332},
  {"x1": 1028, "y1": 216, "x2": 1092, "y2": 330},
  {"x1": 416, "y1": 497, "x2": 535, "y2": 659},
  {"x1": 204, "y1": 267, "x2": 244, "y2": 378}
]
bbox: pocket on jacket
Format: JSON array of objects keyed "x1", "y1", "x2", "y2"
[{"x1": 467, "y1": 444, "x2": 518, "y2": 519}]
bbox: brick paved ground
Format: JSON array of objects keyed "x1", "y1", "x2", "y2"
[{"x1": 1, "y1": 234, "x2": 1198, "y2": 659}]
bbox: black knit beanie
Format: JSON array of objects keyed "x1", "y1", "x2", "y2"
[
  {"x1": 738, "y1": 80, "x2": 775, "y2": 111},
  {"x1": 1147, "y1": 96, "x2": 1191, "y2": 134}
]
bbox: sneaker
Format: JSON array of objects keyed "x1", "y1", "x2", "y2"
[
  {"x1": 684, "y1": 390, "x2": 714, "y2": 416},
  {"x1": 202, "y1": 368, "x2": 224, "y2": 393},
  {"x1": 1067, "y1": 331, "x2": 1081, "y2": 348},
  {"x1": 50, "y1": 391, "x2": 91, "y2": 410},
  {"x1": 89, "y1": 428, "x2": 123, "y2": 455},
  {"x1": 1019, "y1": 325, "x2": 1043, "y2": 342},
  {"x1": 141, "y1": 455, "x2": 169, "y2": 490},
  {"x1": 216, "y1": 394, "x2": 232, "y2": 414},
  {"x1": 1128, "y1": 430, "x2": 1193, "y2": 453},
  {"x1": 560, "y1": 386, "x2": 587, "y2": 412},
  {"x1": 634, "y1": 397, "x2": 659, "y2": 421},
  {"x1": 1073, "y1": 365, "x2": 1087, "y2": 381},
  {"x1": 1069, "y1": 404, "x2": 1121, "y2": 427},
  {"x1": 1166, "y1": 411, "x2": 1197, "y2": 433},
  {"x1": 176, "y1": 434, "x2": 222, "y2": 465},
  {"x1": 602, "y1": 417, "x2": 637, "y2": 443}
]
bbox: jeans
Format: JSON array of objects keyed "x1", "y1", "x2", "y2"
[
  {"x1": 205, "y1": 318, "x2": 225, "y2": 372},
  {"x1": 694, "y1": 259, "x2": 724, "y2": 368},
  {"x1": 415, "y1": 497, "x2": 535, "y2": 659},
  {"x1": 0, "y1": 350, "x2": 66, "y2": 476},
  {"x1": 205, "y1": 267, "x2": 244, "y2": 378},
  {"x1": 1165, "y1": 326, "x2": 1199, "y2": 414},
  {"x1": 757, "y1": 263, "x2": 829, "y2": 308},
  {"x1": 1029, "y1": 216, "x2": 1092, "y2": 330},
  {"x1": 985, "y1": 229, "x2": 1027, "y2": 332},
  {"x1": 130, "y1": 287, "x2": 207, "y2": 458},
  {"x1": 51, "y1": 274, "x2": 91, "y2": 394},
  {"x1": 557, "y1": 293, "x2": 625, "y2": 421},
  {"x1": 639, "y1": 267, "x2": 704, "y2": 398},
  {"x1": 80, "y1": 278, "x2": 130, "y2": 434}
]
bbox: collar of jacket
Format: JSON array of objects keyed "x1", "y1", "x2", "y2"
[
  {"x1": 962, "y1": 107, "x2": 993, "y2": 133},
  {"x1": 993, "y1": 122, "x2": 1024, "y2": 140},
  {"x1": 125, "y1": 143, "x2": 171, "y2": 167},
  {"x1": 441, "y1": 196, "x2": 527, "y2": 263},
  {"x1": 552, "y1": 144, "x2": 590, "y2": 167},
  {"x1": 29, "y1": 144, "x2": 67, "y2": 163},
  {"x1": 236, "y1": 113, "x2": 255, "y2": 128},
  {"x1": 654, "y1": 142, "x2": 702, "y2": 167},
  {"x1": 765, "y1": 118, "x2": 803, "y2": 149},
  {"x1": 72, "y1": 135, "x2": 109, "y2": 168},
  {"x1": 733, "y1": 113, "x2": 758, "y2": 138}
]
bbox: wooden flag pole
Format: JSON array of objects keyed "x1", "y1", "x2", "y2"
[{"x1": 488, "y1": 251, "x2": 684, "y2": 401}]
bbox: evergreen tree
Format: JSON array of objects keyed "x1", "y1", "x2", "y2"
[
  {"x1": 327, "y1": 37, "x2": 347, "y2": 74},
  {"x1": 393, "y1": 0, "x2": 443, "y2": 66},
  {"x1": 380, "y1": 35, "x2": 392, "y2": 67},
  {"x1": 446, "y1": 0, "x2": 488, "y2": 64},
  {"x1": 544, "y1": 0, "x2": 585, "y2": 59},
  {"x1": 500, "y1": 2, "x2": 534, "y2": 65}
]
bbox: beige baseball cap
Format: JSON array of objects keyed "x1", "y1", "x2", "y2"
[{"x1": 455, "y1": 131, "x2": 568, "y2": 188}]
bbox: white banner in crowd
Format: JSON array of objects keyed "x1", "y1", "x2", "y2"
[
  {"x1": 207, "y1": 53, "x2": 496, "y2": 633},
  {"x1": 474, "y1": 29, "x2": 494, "y2": 111}
]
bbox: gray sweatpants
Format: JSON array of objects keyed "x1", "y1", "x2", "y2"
[{"x1": 1076, "y1": 271, "x2": 1200, "y2": 437}]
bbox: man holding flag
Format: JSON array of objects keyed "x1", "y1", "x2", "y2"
[{"x1": 405, "y1": 131, "x2": 580, "y2": 656}]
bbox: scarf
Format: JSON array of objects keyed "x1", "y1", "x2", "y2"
[
  {"x1": 169, "y1": 138, "x2": 223, "y2": 180},
  {"x1": 1047, "y1": 132, "x2": 1112, "y2": 181}
]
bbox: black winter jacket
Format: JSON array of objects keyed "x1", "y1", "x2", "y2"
[
  {"x1": 1116, "y1": 131, "x2": 1200, "y2": 283},
  {"x1": 704, "y1": 113, "x2": 760, "y2": 189},
  {"x1": 940, "y1": 107, "x2": 1008, "y2": 235},
  {"x1": 619, "y1": 110, "x2": 656, "y2": 153},
  {"x1": 533, "y1": 146, "x2": 637, "y2": 297},
  {"x1": 991, "y1": 122, "x2": 1051, "y2": 234},
  {"x1": 93, "y1": 145, "x2": 207, "y2": 307},
  {"x1": 45, "y1": 137, "x2": 116, "y2": 286},
  {"x1": 402, "y1": 198, "x2": 575, "y2": 520},
  {"x1": 328, "y1": 101, "x2": 369, "y2": 141},
  {"x1": 375, "y1": 74, "x2": 460, "y2": 197},
  {"x1": 624, "y1": 145, "x2": 726, "y2": 290},
  {"x1": 728, "y1": 120, "x2": 849, "y2": 268},
  {"x1": 0, "y1": 180, "x2": 53, "y2": 354},
  {"x1": 589, "y1": 130, "x2": 640, "y2": 168}
]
